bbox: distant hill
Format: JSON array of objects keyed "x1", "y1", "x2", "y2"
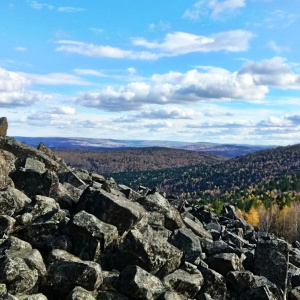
[
  {"x1": 106, "y1": 143, "x2": 300, "y2": 210},
  {"x1": 54, "y1": 147, "x2": 228, "y2": 174},
  {"x1": 13, "y1": 136, "x2": 274, "y2": 158}
]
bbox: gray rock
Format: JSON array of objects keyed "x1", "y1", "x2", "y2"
[
  {"x1": 0, "y1": 187, "x2": 31, "y2": 217},
  {"x1": 289, "y1": 286, "x2": 300, "y2": 300},
  {"x1": 76, "y1": 187, "x2": 147, "y2": 234},
  {"x1": 22, "y1": 157, "x2": 46, "y2": 173},
  {"x1": 10, "y1": 168, "x2": 59, "y2": 199},
  {"x1": 18, "y1": 294, "x2": 48, "y2": 300},
  {"x1": 163, "y1": 269, "x2": 204, "y2": 298},
  {"x1": 200, "y1": 266, "x2": 227, "y2": 300},
  {"x1": 47, "y1": 250, "x2": 103, "y2": 297},
  {"x1": 114, "y1": 226, "x2": 182, "y2": 278},
  {"x1": 55, "y1": 182, "x2": 83, "y2": 210},
  {"x1": 0, "y1": 117, "x2": 8, "y2": 136},
  {"x1": 115, "y1": 265, "x2": 164, "y2": 300},
  {"x1": 67, "y1": 286, "x2": 96, "y2": 300},
  {"x1": 157, "y1": 292, "x2": 188, "y2": 300},
  {"x1": 0, "y1": 136, "x2": 59, "y2": 171},
  {"x1": 0, "y1": 215, "x2": 15, "y2": 237},
  {"x1": 97, "y1": 291, "x2": 130, "y2": 299},
  {"x1": 168, "y1": 227, "x2": 203, "y2": 265},
  {"x1": 136, "y1": 192, "x2": 184, "y2": 230},
  {"x1": 72, "y1": 211, "x2": 119, "y2": 251},
  {"x1": 182, "y1": 214, "x2": 213, "y2": 240},
  {"x1": 254, "y1": 238, "x2": 289, "y2": 292},
  {"x1": 0, "y1": 153, "x2": 14, "y2": 189},
  {"x1": 206, "y1": 253, "x2": 244, "y2": 276}
]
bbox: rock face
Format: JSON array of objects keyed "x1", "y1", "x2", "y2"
[
  {"x1": 0, "y1": 129, "x2": 298, "y2": 299},
  {"x1": 0, "y1": 117, "x2": 8, "y2": 136}
]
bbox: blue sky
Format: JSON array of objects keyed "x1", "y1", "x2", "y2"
[{"x1": 1, "y1": 0, "x2": 300, "y2": 145}]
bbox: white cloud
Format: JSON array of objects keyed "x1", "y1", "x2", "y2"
[
  {"x1": 29, "y1": 1, "x2": 84, "y2": 13},
  {"x1": 267, "y1": 41, "x2": 290, "y2": 54},
  {"x1": 136, "y1": 107, "x2": 201, "y2": 119},
  {"x1": 264, "y1": 10, "x2": 298, "y2": 28},
  {"x1": 183, "y1": 0, "x2": 245, "y2": 20},
  {"x1": 50, "y1": 106, "x2": 76, "y2": 115},
  {"x1": 23, "y1": 72, "x2": 91, "y2": 86},
  {"x1": 14, "y1": 46, "x2": 28, "y2": 52},
  {"x1": 0, "y1": 67, "x2": 50, "y2": 107},
  {"x1": 132, "y1": 30, "x2": 254, "y2": 54},
  {"x1": 56, "y1": 30, "x2": 254, "y2": 61},
  {"x1": 208, "y1": 0, "x2": 246, "y2": 19},
  {"x1": 58, "y1": 7, "x2": 84, "y2": 13},
  {"x1": 239, "y1": 57, "x2": 300, "y2": 89},
  {"x1": 74, "y1": 57, "x2": 300, "y2": 112},
  {"x1": 73, "y1": 69, "x2": 105, "y2": 77}
]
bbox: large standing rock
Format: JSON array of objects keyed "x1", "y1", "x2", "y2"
[
  {"x1": 75, "y1": 187, "x2": 147, "y2": 234},
  {"x1": 0, "y1": 152, "x2": 14, "y2": 189},
  {"x1": 114, "y1": 265, "x2": 165, "y2": 299},
  {"x1": 254, "y1": 238, "x2": 289, "y2": 293},
  {"x1": 136, "y1": 192, "x2": 184, "y2": 230},
  {"x1": 0, "y1": 117, "x2": 8, "y2": 136},
  {"x1": 114, "y1": 226, "x2": 182, "y2": 278}
]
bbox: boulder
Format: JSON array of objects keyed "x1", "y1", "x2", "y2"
[
  {"x1": 136, "y1": 192, "x2": 184, "y2": 230},
  {"x1": 0, "y1": 117, "x2": 8, "y2": 136},
  {"x1": 168, "y1": 227, "x2": 203, "y2": 265},
  {"x1": 115, "y1": 265, "x2": 164, "y2": 299},
  {"x1": 114, "y1": 226, "x2": 182, "y2": 278},
  {"x1": 0, "y1": 137, "x2": 59, "y2": 171},
  {"x1": 254, "y1": 238, "x2": 289, "y2": 292},
  {"x1": 199, "y1": 266, "x2": 227, "y2": 300},
  {"x1": 76, "y1": 187, "x2": 147, "y2": 234},
  {"x1": 68, "y1": 210, "x2": 118, "y2": 260},
  {"x1": 163, "y1": 269, "x2": 204, "y2": 298},
  {"x1": 18, "y1": 294, "x2": 48, "y2": 300},
  {"x1": 206, "y1": 253, "x2": 244, "y2": 276},
  {"x1": 182, "y1": 214, "x2": 213, "y2": 240},
  {"x1": 47, "y1": 250, "x2": 103, "y2": 298},
  {"x1": 0, "y1": 215, "x2": 15, "y2": 237},
  {"x1": 0, "y1": 152, "x2": 14, "y2": 189},
  {"x1": 67, "y1": 286, "x2": 96, "y2": 300},
  {"x1": 0, "y1": 187, "x2": 31, "y2": 217},
  {"x1": 289, "y1": 287, "x2": 300, "y2": 300}
]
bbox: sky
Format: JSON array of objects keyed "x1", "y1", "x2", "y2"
[{"x1": 1, "y1": 0, "x2": 300, "y2": 145}]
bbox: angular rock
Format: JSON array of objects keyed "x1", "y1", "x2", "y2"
[
  {"x1": 18, "y1": 294, "x2": 48, "y2": 300},
  {"x1": 55, "y1": 182, "x2": 83, "y2": 210},
  {"x1": 0, "y1": 117, "x2": 8, "y2": 136},
  {"x1": 10, "y1": 168, "x2": 59, "y2": 199},
  {"x1": 0, "y1": 215, "x2": 15, "y2": 237},
  {"x1": 254, "y1": 238, "x2": 289, "y2": 292},
  {"x1": 168, "y1": 227, "x2": 203, "y2": 265},
  {"x1": 76, "y1": 187, "x2": 146, "y2": 234},
  {"x1": 200, "y1": 266, "x2": 227, "y2": 300},
  {"x1": 0, "y1": 136, "x2": 59, "y2": 171},
  {"x1": 72, "y1": 211, "x2": 118, "y2": 251},
  {"x1": 136, "y1": 192, "x2": 184, "y2": 230},
  {"x1": 67, "y1": 286, "x2": 96, "y2": 300},
  {"x1": 115, "y1": 265, "x2": 164, "y2": 299},
  {"x1": 97, "y1": 291, "x2": 130, "y2": 299},
  {"x1": 157, "y1": 292, "x2": 188, "y2": 300},
  {"x1": 114, "y1": 226, "x2": 182, "y2": 278},
  {"x1": 47, "y1": 250, "x2": 103, "y2": 298},
  {"x1": 206, "y1": 253, "x2": 244, "y2": 276},
  {"x1": 0, "y1": 187, "x2": 31, "y2": 217},
  {"x1": 289, "y1": 287, "x2": 300, "y2": 300},
  {"x1": 163, "y1": 269, "x2": 204, "y2": 298},
  {"x1": 182, "y1": 214, "x2": 213, "y2": 240},
  {"x1": 0, "y1": 153, "x2": 13, "y2": 189}
]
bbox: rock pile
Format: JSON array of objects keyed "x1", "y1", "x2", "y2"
[{"x1": 0, "y1": 130, "x2": 299, "y2": 299}]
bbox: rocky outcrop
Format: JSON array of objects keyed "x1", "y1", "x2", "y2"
[
  {"x1": 0, "y1": 117, "x2": 8, "y2": 136},
  {"x1": 0, "y1": 125, "x2": 299, "y2": 299}
]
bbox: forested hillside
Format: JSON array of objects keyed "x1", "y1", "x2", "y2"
[
  {"x1": 55, "y1": 147, "x2": 227, "y2": 174},
  {"x1": 106, "y1": 144, "x2": 300, "y2": 209}
]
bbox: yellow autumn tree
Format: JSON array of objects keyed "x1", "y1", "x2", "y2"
[{"x1": 245, "y1": 207, "x2": 260, "y2": 226}]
